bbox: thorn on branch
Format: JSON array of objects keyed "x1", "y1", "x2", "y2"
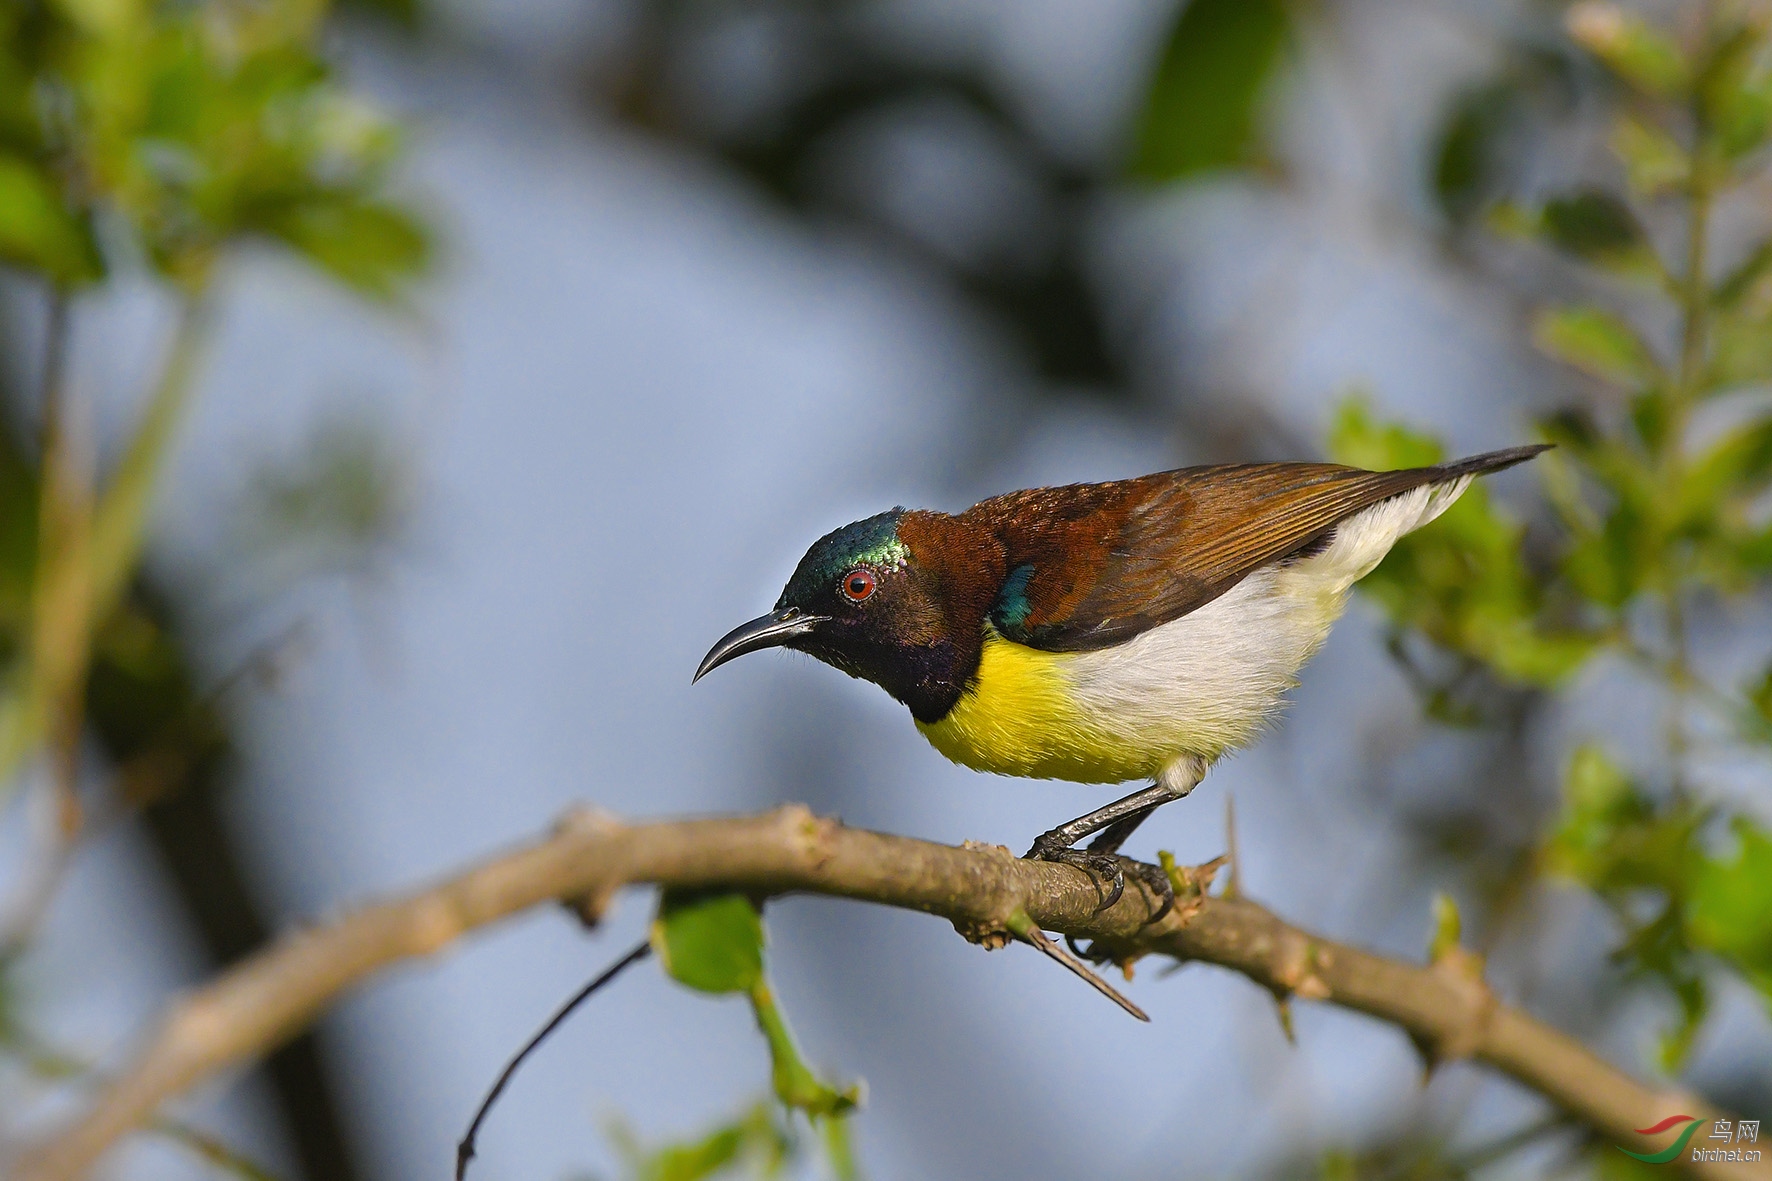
[
  {"x1": 1272, "y1": 995, "x2": 1296, "y2": 1045},
  {"x1": 1157, "y1": 850, "x2": 1226, "y2": 910},
  {"x1": 1413, "y1": 939, "x2": 1496, "y2": 1078},
  {"x1": 553, "y1": 807, "x2": 623, "y2": 927},
  {"x1": 957, "y1": 923, "x2": 1012, "y2": 951},
  {"x1": 1274, "y1": 937, "x2": 1332, "y2": 1001},
  {"x1": 1005, "y1": 908, "x2": 1148, "y2": 1022}
]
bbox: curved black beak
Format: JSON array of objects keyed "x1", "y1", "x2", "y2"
[{"x1": 693, "y1": 607, "x2": 827, "y2": 683}]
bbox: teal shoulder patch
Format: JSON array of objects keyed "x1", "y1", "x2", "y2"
[{"x1": 989, "y1": 563, "x2": 1037, "y2": 638}]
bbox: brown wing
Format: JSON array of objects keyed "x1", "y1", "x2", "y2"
[{"x1": 965, "y1": 447, "x2": 1545, "y2": 652}]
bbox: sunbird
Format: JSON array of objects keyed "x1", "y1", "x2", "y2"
[{"x1": 696, "y1": 446, "x2": 1547, "y2": 909}]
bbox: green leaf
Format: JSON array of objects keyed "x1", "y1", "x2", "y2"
[
  {"x1": 1545, "y1": 744, "x2": 1638, "y2": 878},
  {"x1": 1715, "y1": 77, "x2": 1772, "y2": 159},
  {"x1": 263, "y1": 197, "x2": 429, "y2": 302},
  {"x1": 1432, "y1": 81, "x2": 1522, "y2": 224},
  {"x1": 1560, "y1": 493, "x2": 1653, "y2": 608},
  {"x1": 652, "y1": 894, "x2": 861, "y2": 1125},
  {"x1": 1532, "y1": 305, "x2": 1659, "y2": 387},
  {"x1": 1129, "y1": 0, "x2": 1289, "y2": 182},
  {"x1": 1610, "y1": 115, "x2": 1687, "y2": 197},
  {"x1": 1748, "y1": 663, "x2": 1772, "y2": 734},
  {"x1": 641, "y1": 1127, "x2": 750, "y2": 1181},
  {"x1": 644, "y1": 1110, "x2": 788, "y2": 1181},
  {"x1": 604, "y1": 1105, "x2": 792, "y2": 1181},
  {"x1": 1697, "y1": 22, "x2": 1772, "y2": 158},
  {"x1": 1539, "y1": 190, "x2": 1648, "y2": 263},
  {"x1": 1427, "y1": 893, "x2": 1462, "y2": 962},
  {"x1": 1678, "y1": 419, "x2": 1772, "y2": 517},
  {"x1": 1737, "y1": 523, "x2": 1772, "y2": 573},
  {"x1": 1712, "y1": 240, "x2": 1772, "y2": 310},
  {"x1": 1540, "y1": 413, "x2": 1662, "y2": 607},
  {"x1": 652, "y1": 892, "x2": 764, "y2": 995},
  {"x1": 1566, "y1": 3, "x2": 1689, "y2": 97},
  {"x1": 1708, "y1": 310, "x2": 1772, "y2": 386},
  {"x1": 1687, "y1": 819, "x2": 1772, "y2": 1004},
  {"x1": 55, "y1": 0, "x2": 142, "y2": 39},
  {"x1": 32, "y1": 0, "x2": 428, "y2": 297},
  {"x1": 0, "y1": 155, "x2": 103, "y2": 286}
]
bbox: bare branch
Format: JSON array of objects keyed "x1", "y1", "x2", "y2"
[{"x1": 11, "y1": 806, "x2": 1763, "y2": 1181}]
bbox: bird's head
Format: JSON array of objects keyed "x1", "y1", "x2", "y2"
[{"x1": 694, "y1": 508, "x2": 1003, "y2": 721}]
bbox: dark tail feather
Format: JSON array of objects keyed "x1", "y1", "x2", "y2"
[{"x1": 1431, "y1": 443, "x2": 1552, "y2": 481}]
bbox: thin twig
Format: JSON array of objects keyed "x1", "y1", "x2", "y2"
[
  {"x1": 454, "y1": 940, "x2": 651, "y2": 1181},
  {"x1": 1224, "y1": 794, "x2": 1241, "y2": 901},
  {"x1": 0, "y1": 290, "x2": 214, "y2": 798},
  {"x1": 32, "y1": 285, "x2": 91, "y2": 841},
  {"x1": 11, "y1": 807, "x2": 1764, "y2": 1181}
]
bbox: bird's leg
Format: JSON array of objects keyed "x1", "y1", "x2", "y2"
[
  {"x1": 1024, "y1": 783, "x2": 1180, "y2": 913},
  {"x1": 1027, "y1": 782, "x2": 1181, "y2": 855},
  {"x1": 1025, "y1": 758, "x2": 1207, "y2": 917},
  {"x1": 1084, "y1": 804, "x2": 1183, "y2": 925},
  {"x1": 1084, "y1": 805, "x2": 1158, "y2": 855}
]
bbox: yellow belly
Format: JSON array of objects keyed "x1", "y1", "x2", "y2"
[{"x1": 915, "y1": 631, "x2": 1168, "y2": 784}]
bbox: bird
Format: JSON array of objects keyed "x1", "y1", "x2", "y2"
[{"x1": 695, "y1": 445, "x2": 1549, "y2": 913}]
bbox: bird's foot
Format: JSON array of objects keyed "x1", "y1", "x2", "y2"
[
  {"x1": 1022, "y1": 838, "x2": 1176, "y2": 923},
  {"x1": 1024, "y1": 843, "x2": 1130, "y2": 911}
]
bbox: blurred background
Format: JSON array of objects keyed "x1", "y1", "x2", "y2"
[{"x1": 2, "y1": 0, "x2": 1771, "y2": 1178}]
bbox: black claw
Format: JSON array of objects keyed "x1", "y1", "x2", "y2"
[
  {"x1": 1130, "y1": 861, "x2": 1176, "y2": 925},
  {"x1": 1024, "y1": 842, "x2": 1176, "y2": 927},
  {"x1": 1024, "y1": 845, "x2": 1130, "y2": 912},
  {"x1": 1097, "y1": 860, "x2": 1126, "y2": 912}
]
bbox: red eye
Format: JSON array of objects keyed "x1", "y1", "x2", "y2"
[{"x1": 842, "y1": 569, "x2": 876, "y2": 601}]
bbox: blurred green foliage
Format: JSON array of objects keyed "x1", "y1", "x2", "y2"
[
  {"x1": 1547, "y1": 746, "x2": 1772, "y2": 1065},
  {"x1": 1530, "y1": 305, "x2": 1658, "y2": 388},
  {"x1": 1330, "y1": 401, "x2": 1593, "y2": 705},
  {"x1": 0, "y1": 0, "x2": 428, "y2": 793},
  {"x1": 237, "y1": 410, "x2": 414, "y2": 591},
  {"x1": 593, "y1": 1104, "x2": 793, "y2": 1181},
  {"x1": 0, "y1": 0, "x2": 426, "y2": 295},
  {"x1": 1129, "y1": 0, "x2": 1289, "y2": 182},
  {"x1": 1434, "y1": 53, "x2": 1578, "y2": 227},
  {"x1": 0, "y1": 0, "x2": 424, "y2": 1173},
  {"x1": 1344, "y1": 0, "x2": 1772, "y2": 1106}
]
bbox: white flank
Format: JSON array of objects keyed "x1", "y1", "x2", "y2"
[{"x1": 1061, "y1": 476, "x2": 1474, "y2": 779}]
